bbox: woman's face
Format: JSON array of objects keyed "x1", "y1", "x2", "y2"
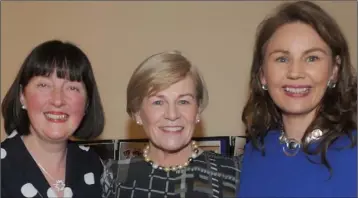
[
  {"x1": 20, "y1": 71, "x2": 87, "y2": 142},
  {"x1": 260, "y1": 22, "x2": 338, "y2": 116},
  {"x1": 135, "y1": 75, "x2": 200, "y2": 152}
]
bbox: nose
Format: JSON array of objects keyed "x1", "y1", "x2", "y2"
[
  {"x1": 164, "y1": 103, "x2": 180, "y2": 121},
  {"x1": 286, "y1": 61, "x2": 305, "y2": 79},
  {"x1": 50, "y1": 88, "x2": 65, "y2": 107}
]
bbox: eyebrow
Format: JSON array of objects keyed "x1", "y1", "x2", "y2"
[
  {"x1": 268, "y1": 47, "x2": 329, "y2": 57},
  {"x1": 154, "y1": 93, "x2": 195, "y2": 99}
]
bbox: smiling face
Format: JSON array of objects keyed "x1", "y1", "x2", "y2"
[
  {"x1": 20, "y1": 71, "x2": 87, "y2": 142},
  {"x1": 260, "y1": 22, "x2": 338, "y2": 116},
  {"x1": 135, "y1": 75, "x2": 200, "y2": 152}
]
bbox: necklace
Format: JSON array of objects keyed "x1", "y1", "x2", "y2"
[
  {"x1": 143, "y1": 141, "x2": 200, "y2": 172},
  {"x1": 36, "y1": 162, "x2": 66, "y2": 192},
  {"x1": 20, "y1": 136, "x2": 67, "y2": 192},
  {"x1": 31, "y1": 150, "x2": 67, "y2": 192},
  {"x1": 279, "y1": 128, "x2": 323, "y2": 156}
]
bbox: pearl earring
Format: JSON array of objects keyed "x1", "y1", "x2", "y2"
[{"x1": 21, "y1": 105, "x2": 26, "y2": 109}]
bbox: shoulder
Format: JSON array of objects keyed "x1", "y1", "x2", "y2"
[
  {"x1": 202, "y1": 151, "x2": 241, "y2": 167},
  {"x1": 1, "y1": 130, "x2": 23, "y2": 163},
  {"x1": 102, "y1": 157, "x2": 143, "y2": 177},
  {"x1": 330, "y1": 129, "x2": 357, "y2": 149},
  {"x1": 197, "y1": 151, "x2": 241, "y2": 187},
  {"x1": 101, "y1": 157, "x2": 145, "y2": 191},
  {"x1": 200, "y1": 151, "x2": 241, "y2": 180},
  {"x1": 68, "y1": 141, "x2": 102, "y2": 159},
  {"x1": 1, "y1": 130, "x2": 20, "y2": 148},
  {"x1": 67, "y1": 141, "x2": 103, "y2": 173}
]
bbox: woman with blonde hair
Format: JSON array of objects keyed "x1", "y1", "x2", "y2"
[{"x1": 101, "y1": 51, "x2": 240, "y2": 198}]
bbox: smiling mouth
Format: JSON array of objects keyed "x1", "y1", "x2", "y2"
[
  {"x1": 159, "y1": 126, "x2": 184, "y2": 133},
  {"x1": 283, "y1": 87, "x2": 311, "y2": 94},
  {"x1": 44, "y1": 113, "x2": 69, "y2": 122}
]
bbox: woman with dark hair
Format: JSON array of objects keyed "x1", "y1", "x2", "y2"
[
  {"x1": 1, "y1": 40, "x2": 105, "y2": 197},
  {"x1": 238, "y1": 1, "x2": 356, "y2": 197}
]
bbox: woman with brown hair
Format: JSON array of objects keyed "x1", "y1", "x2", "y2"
[{"x1": 238, "y1": 1, "x2": 356, "y2": 197}]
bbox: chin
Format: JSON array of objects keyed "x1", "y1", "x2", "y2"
[
  {"x1": 156, "y1": 142, "x2": 188, "y2": 153},
  {"x1": 281, "y1": 107, "x2": 317, "y2": 116},
  {"x1": 162, "y1": 145, "x2": 184, "y2": 153},
  {"x1": 43, "y1": 130, "x2": 71, "y2": 142}
]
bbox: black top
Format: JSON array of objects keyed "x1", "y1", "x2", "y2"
[
  {"x1": 101, "y1": 151, "x2": 241, "y2": 198},
  {"x1": 1, "y1": 131, "x2": 103, "y2": 198}
]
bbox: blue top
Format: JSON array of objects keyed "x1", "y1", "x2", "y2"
[{"x1": 238, "y1": 130, "x2": 357, "y2": 198}]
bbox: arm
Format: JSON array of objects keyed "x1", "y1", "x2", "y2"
[
  {"x1": 100, "y1": 159, "x2": 116, "y2": 198},
  {"x1": 2, "y1": 184, "x2": 14, "y2": 198},
  {"x1": 233, "y1": 154, "x2": 244, "y2": 194}
]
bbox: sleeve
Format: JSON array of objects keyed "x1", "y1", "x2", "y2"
[
  {"x1": 233, "y1": 153, "x2": 244, "y2": 193},
  {"x1": 1, "y1": 184, "x2": 14, "y2": 198},
  {"x1": 100, "y1": 159, "x2": 117, "y2": 198}
]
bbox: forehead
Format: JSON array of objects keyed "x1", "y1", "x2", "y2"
[
  {"x1": 28, "y1": 70, "x2": 80, "y2": 82},
  {"x1": 153, "y1": 75, "x2": 196, "y2": 96},
  {"x1": 266, "y1": 22, "x2": 331, "y2": 54}
]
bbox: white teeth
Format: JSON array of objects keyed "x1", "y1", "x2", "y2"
[
  {"x1": 45, "y1": 113, "x2": 68, "y2": 120},
  {"x1": 161, "y1": 127, "x2": 183, "y2": 132},
  {"x1": 284, "y1": 87, "x2": 309, "y2": 94}
]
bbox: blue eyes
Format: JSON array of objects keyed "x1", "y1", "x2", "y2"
[
  {"x1": 275, "y1": 56, "x2": 320, "y2": 63},
  {"x1": 153, "y1": 101, "x2": 163, "y2": 105},
  {"x1": 306, "y1": 56, "x2": 319, "y2": 62},
  {"x1": 179, "y1": 100, "x2": 189, "y2": 104},
  {"x1": 152, "y1": 100, "x2": 190, "y2": 105},
  {"x1": 276, "y1": 57, "x2": 288, "y2": 63}
]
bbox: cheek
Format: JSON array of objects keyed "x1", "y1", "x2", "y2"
[
  {"x1": 181, "y1": 107, "x2": 198, "y2": 122},
  {"x1": 24, "y1": 92, "x2": 48, "y2": 113},
  {"x1": 68, "y1": 96, "x2": 87, "y2": 115},
  {"x1": 265, "y1": 68, "x2": 286, "y2": 85},
  {"x1": 140, "y1": 108, "x2": 162, "y2": 126},
  {"x1": 307, "y1": 68, "x2": 331, "y2": 85}
]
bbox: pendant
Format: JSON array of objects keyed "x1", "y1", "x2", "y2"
[
  {"x1": 282, "y1": 139, "x2": 301, "y2": 157},
  {"x1": 53, "y1": 180, "x2": 65, "y2": 192}
]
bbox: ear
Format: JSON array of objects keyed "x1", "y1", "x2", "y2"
[
  {"x1": 332, "y1": 56, "x2": 340, "y2": 81},
  {"x1": 19, "y1": 85, "x2": 27, "y2": 108},
  {"x1": 195, "y1": 113, "x2": 200, "y2": 123},
  {"x1": 134, "y1": 112, "x2": 142, "y2": 125},
  {"x1": 259, "y1": 67, "x2": 267, "y2": 85}
]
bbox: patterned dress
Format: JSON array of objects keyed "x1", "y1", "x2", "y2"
[
  {"x1": 1, "y1": 130, "x2": 103, "y2": 198},
  {"x1": 101, "y1": 150, "x2": 241, "y2": 198}
]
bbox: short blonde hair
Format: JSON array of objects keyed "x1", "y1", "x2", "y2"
[{"x1": 127, "y1": 50, "x2": 208, "y2": 116}]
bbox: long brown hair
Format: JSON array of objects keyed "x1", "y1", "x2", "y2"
[{"x1": 242, "y1": 1, "x2": 357, "y2": 173}]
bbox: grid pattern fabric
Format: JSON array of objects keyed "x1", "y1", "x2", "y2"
[{"x1": 101, "y1": 151, "x2": 242, "y2": 198}]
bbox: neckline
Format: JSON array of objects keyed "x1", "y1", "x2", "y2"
[{"x1": 18, "y1": 134, "x2": 70, "y2": 191}]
